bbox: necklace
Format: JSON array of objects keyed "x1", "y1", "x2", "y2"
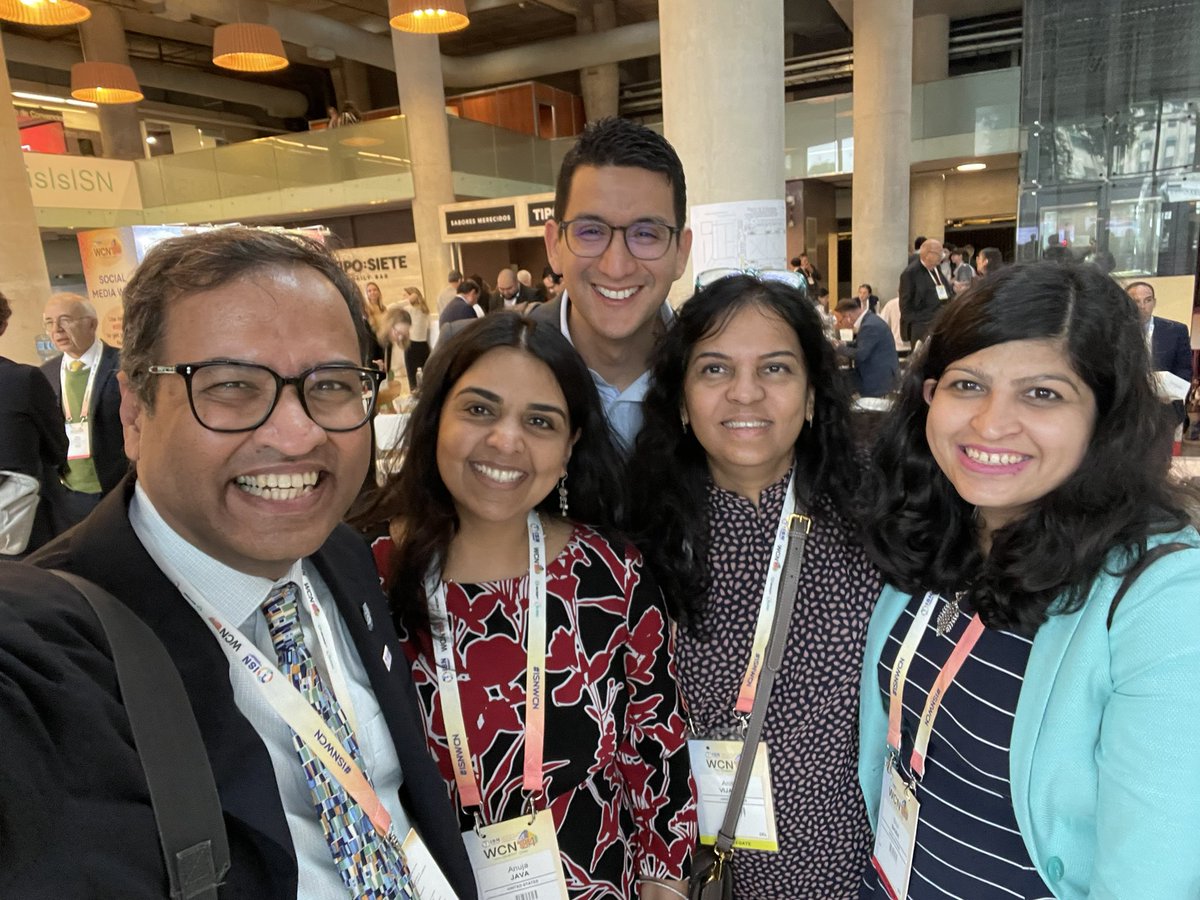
[{"x1": 935, "y1": 592, "x2": 966, "y2": 636}]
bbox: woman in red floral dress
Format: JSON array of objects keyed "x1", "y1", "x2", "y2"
[{"x1": 360, "y1": 313, "x2": 696, "y2": 899}]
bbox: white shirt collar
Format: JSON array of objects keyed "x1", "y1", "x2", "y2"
[
  {"x1": 129, "y1": 481, "x2": 301, "y2": 626},
  {"x1": 62, "y1": 338, "x2": 102, "y2": 370}
]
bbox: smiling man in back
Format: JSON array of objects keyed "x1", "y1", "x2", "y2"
[{"x1": 537, "y1": 117, "x2": 693, "y2": 449}]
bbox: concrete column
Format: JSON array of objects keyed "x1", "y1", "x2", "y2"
[
  {"x1": 912, "y1": 14, "x2": 949, "y2": 84},
  {"x1": 0, "y1": 38, "x2": 52, "y2": 364},
  {"x1": 334, "y1": 58, "x2": 373, "y2": 112},
  {"x1": 578, "y1": 0, "x2": 620, "y2": 122},
  {"x1": 851, "y1": 0, "x2": 912, "y2": 302},
  {"x1": 660, "y1": 0, "x2": 786, "y2": 300},
  {"x1": 909, "y1": 172, "x2": 946, "y2": 246},
  {"x1": 391, "y1": 29, "x2": 456, "y2": 307},
  {"x1": 79, "y1": 3, "x2": 143, "y2": 160}
]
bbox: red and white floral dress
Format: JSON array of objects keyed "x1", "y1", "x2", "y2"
[{"x1": 399, "y1": 524, "x2": 697, "y2": 899}]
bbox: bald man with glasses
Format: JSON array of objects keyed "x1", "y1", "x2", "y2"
[{"x1": 4, "y1": 228, "x2": 475, "y2": 899}]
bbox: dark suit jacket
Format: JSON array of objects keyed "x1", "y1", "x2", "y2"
[
  {"x1": 0, "y1": 356, "x2": 68, "y2": 552},
  {"x1": 898, "y1": 257, "x2": 951, "y2": 343},
  {"x1": 438, "y1": 296, "x2": 476, "y2": 328},
  {"x1": 2, "y1": 478, "x2": 476, "y2": 899},
  {"x1": 1151, "y1": 316, "x2": 1193, "y2": 383},
  {"x1": 40, "y1": 341, "x2": 128, "y2": 494},
  {"x1": 837, "y1": 311, "x2": 900, "y2": 398}
]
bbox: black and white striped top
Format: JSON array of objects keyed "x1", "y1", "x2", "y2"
[{"x1": 859, "y1": 594, "x2": 1054, "y2": 900}]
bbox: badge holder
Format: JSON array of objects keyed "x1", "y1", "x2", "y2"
[
  {"x1": 688, "y1": 512, "x2": 812, "y2": 875},
  {"x1": 463, "y1": 791, "x2": 570, "y2": 900}
]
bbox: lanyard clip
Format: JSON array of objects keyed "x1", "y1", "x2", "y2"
[{"x1": 522, "y1": 790, "x2": 541, "y2": 825}]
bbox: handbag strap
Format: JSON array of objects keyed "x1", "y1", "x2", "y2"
[
  {"x1": 714, "y1": 511, "x2": 813, "y2": 853},
  {"x1": 51, "y1": 570, "x2": 231, "y2": 900}
]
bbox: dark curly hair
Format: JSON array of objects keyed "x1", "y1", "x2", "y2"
[
  {"x1": 861, "y1": 260, "x2": 1197, "y2": 635},
  {"x1": 354, "y1": 312, "x2": 626, "y2": 633},
  {"x1": 628, "y1": 275, "x2": 860, "y2": 627}
]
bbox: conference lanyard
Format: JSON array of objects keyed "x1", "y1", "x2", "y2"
[
  {"x1": 427, "y1": 511, "x2": 548, "y2": 814},
  {"x1": 171, "y1": 568, "x2": 399, "y2": 844},
  {"x1": 733, "y1": 469, "x2": 797, "y2": 715},
  {"x1": 59, "y1": 361, "x2": 98, "y2": 424},
  {"x1": 886, "y1": 592, "x2": 985, "y2": 780}
]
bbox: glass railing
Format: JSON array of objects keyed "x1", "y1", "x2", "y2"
[{"x1": 30, "y1": 70, "x2": 1021, "y2": 225}]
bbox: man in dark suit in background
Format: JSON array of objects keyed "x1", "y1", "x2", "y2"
[
  {"x1": 834, "y1": 295, "x2": 900, "y2": 398},
  {"x1": 898, "y1": 237, "x2": 951, "y2": 344},
  {"x1": 39, "y1": 291, "x2": 127, "y2": 528},
  {"x1": 495, "y1": 267, "x2": 540, "y2": 309},
  {"x1": 0, "y1": 292, "x2": 68, "y2": 556},
  {"x1": 2, "y1": 228, "x2": 475, "y2": 899},
  {"x1": 1127, "y1": 281, "x2": 1193, "y2": 382}
]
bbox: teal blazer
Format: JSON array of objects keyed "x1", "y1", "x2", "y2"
[{"x1": 858, "y1": 529, "x2": 1200, "y2": 899}]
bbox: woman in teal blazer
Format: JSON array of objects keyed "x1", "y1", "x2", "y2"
[{"x1": 856, "y1": 262, "x2": 1200, "y2": 899}]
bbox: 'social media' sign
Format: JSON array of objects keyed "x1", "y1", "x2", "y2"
[{"x1": 24, "y1": 152, "x2": 142, "y2": 211}]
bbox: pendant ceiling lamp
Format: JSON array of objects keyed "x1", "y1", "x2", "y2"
[
  {"x1": 0, "y1": 0, "x2": 90, "y2": 26},
  {"x1": 388, "y1": 0, "x2": 469, "y2": 35},
  {"x1": 212, "y1": 22, "x2": 289, "y2": 72},
  {"x1": 70, "y1": 61, "x2": 144, "y2": 104}
]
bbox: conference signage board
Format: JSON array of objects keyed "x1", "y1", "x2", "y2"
[
  {"x1": 332, "y1": 242, "x2": 423, "y2": 306},
  {"x1": 76, "y1": 226, "x2": 188, "y2": 347},
  {"x1": 438, "y1": 193, "x2": 556, "y2": 244},
  {"x1": 27, "y1": 153, "x2": 142, "y2": 211}
]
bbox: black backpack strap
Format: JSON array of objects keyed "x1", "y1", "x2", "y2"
[
  {"x1": 1107, "y1": 543, "x2": 1191, "y2": 630},
  {"x1": 51, "y1": 570, "x2": 231, "y2": 899}
]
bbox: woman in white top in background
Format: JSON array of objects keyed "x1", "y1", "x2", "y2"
[{"x1": 400, "y1": 285, "x2": 431, "y2": 390}]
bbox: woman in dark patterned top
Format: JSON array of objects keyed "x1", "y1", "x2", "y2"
[
  {"x1": 357, "y1": 313, "x2": 696, "y2": 900},
  {"x1": 629, "y1": 274, "x2": 881, "y2": 899}
]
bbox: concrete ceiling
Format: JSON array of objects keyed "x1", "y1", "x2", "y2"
[{"x1": 4, "y1": 0, "x2": 1022, "y2": 130}]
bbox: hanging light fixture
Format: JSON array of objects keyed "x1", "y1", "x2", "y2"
[
  {"x1": 0, "y1": 0, "x2": 90, "y2": 26},
  {"x1": 70, "y1": 61, "x2": 144, "y2": 104},
  {"x1": 212, "y1": 22, "x2": 289, "y2": 72},
  {"x1": 388, "y1": 0, "x2": 469, "y2": 35}
]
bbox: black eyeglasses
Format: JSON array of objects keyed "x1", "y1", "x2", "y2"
[
  {"x1": 148, "y1": 360, "x2": 385, "y2": 433},
  {"x1": 558, "y1": 218, "x2": 681, "y2": 260}
]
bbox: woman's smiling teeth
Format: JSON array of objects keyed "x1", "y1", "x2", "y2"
[
  {"x1": 724, "y1": 419, "x2": 770, "y2": 429},
  {"x1": 472, "y1": 462, "x2": 524, "y2": 484},
  {"x1": 963, "y1": 447, "x2": 1029, "y2": 465},
  {"x1": 235, "y1": 471, "x2": 319, "y2": 500},
  {"x1": 595, "y1": 285, "x2": 638, "y2": 300}
]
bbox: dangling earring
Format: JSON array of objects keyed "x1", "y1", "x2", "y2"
[
  {"x1": 557, "y1": 475, "x2": 569, "y2": 517},
  {"x1": 680, "y1": 410, "x2": 689, "y2": 433},
  {"x1": 805, "y1": 394, "x2": 815, "y2": 427}
]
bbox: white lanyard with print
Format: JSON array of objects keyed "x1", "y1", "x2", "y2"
[
  {"x1": 61, "y1": 361, "x2": 98, "y2": 460},
  {"x1": 426, "y1": 511, "x2": 569, "y2": 900},
  {"x1": 687, "y1": 470, "x2": 795, "y2": 853}
]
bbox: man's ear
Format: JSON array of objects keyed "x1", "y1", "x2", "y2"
[
  {"x1": 544, "y1": 219, "x2": 563, "y2": 276},
  {"x1": 118, "y1": 372, "x2": 144, "y2": 462}
]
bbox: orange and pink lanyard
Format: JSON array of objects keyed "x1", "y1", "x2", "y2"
[
  {"x1": 886, "y1": 591, "x2": 985, "y2": 779},
  {"x1": 427, "y1": 511, "x2": 548, "y2": 814}
]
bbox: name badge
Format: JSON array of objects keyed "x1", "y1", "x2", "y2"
[
  {"x1": 66, "y1": 420, "x2": 91, "y2": 460},
  {"x1": 687, "y1": 739, "x2": 779, "y2": 851},
  {"x1": 400, "y1": 827, "x2": 460, "y2": 900},
  {"x1": 935, "y1": 284, "x2": 949, "y2": 300},
  {"x1": 463, "y1": 809, "x2": 569, "y2": 900},
  {"x1": 870, "y1": 759, "x2": 920, "y2": 900}
]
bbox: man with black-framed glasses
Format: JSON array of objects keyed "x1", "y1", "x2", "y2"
[
  {"x1": 6, "y1": 227, "x2": 475, "y2": 899},
  {"x1": 538, "y1": 117, "x2": 693, "y2": 449}
]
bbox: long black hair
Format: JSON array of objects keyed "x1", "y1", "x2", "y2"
[
  {"x1": 628, "y1": 275, "x2": 860, "y2": 626},
  {"x1": 355, "y1": 312, "x2": 626, "y2": 632},
  {"x1": 861, "y1": 260, "x2": 1197, "y2": 634}
]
